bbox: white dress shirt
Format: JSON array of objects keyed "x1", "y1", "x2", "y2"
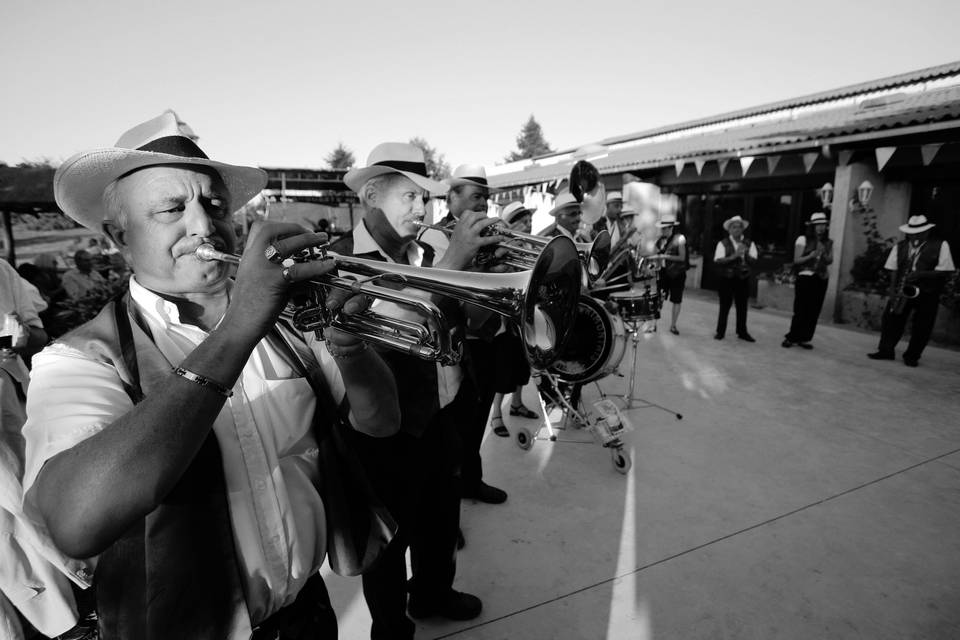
[
  {"x1": 22, "y1": 277, "x2": 347, "y2": 625},
  {"x1": 883, "y1": 240, "x2": 956, "y2": 272}
]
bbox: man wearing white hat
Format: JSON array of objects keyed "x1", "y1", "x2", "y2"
[
  {"x1": 418, "y1": 163, "x2": 497, "y2": 262},
  {"x1": 20, "y1": 112, "x2": 401, "y2": 638},
  {"x1": 538, "y1": 190, "x2": 582, "y2": 240},
  {"x1": 333, "y1": 149, "x2": 499, "y2": 634},
  {"x1": 713, "y1": 215, "x2": 758, "y2": 341},
  {"x1": 783, "y1": 212, "x2": 833, "y2": 349},
  {"x1": 593, "y1": 190, "x2": 624, "y2": 246},
  {"x1": 868, "y1": 214, "x2": 955, "y2": 366}
]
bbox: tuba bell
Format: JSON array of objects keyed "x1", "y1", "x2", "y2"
[{"x1": 196, "y1": 237, "x2": 582, "y2": 369}]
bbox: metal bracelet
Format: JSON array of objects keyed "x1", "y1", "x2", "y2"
[{"x1": 171, "y1": 367, "x2": 234, "y2": 398}]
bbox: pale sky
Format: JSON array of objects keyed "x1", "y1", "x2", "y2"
[{"x1": 2, "y1": 0, "x2": 959, "y2": 171}]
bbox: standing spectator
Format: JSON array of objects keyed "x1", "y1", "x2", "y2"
[
  {"x1": 713, "y1": 215, "x2": 757, "y2": 342},
  {"x1": 783, "y1": 212, "x2": 833, "y2": 349},
  {"x1": 489, "y1": 202, "x2": 538, "y2": 437},
  {"x1": 61, "y1": 250, "x2": 107, "y2": 300},
  {"x1": 654, "y1": 213, "x2": 688, "y2": 335},
  {"x1": 868, "y1": 215, "x2": 956, "y2": 366}
]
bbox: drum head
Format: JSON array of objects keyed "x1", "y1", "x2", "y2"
[{"x1": 549, "y1": 296, "x2": 617, "y2": 384}]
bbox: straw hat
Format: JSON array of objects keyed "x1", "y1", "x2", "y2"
[
  {"x1": 548, "y1": 190, "x2": 580, "y2": 217},
  {"x1": 445, "y1": 163, "x2": 500, "y2": 192},
  {"x1": 657, "y1": 213, "x2": 678, "y2": 227},
  {"x1": 723, "y1": 215, "x2": 749, "y2": 232},
  {"x1": 806, "y1": 212, "x2": 829, "y2": 226},
  {"x1": 344, "y1": 142, "x2": 449, "y2": 195},
  {"x1": 54, "y1": 111, "x2": 267, "y2": 232},
  {"x1": 499, "y1": 201, "x2": 534, "y2": 224},
  {"x1": 899, "y1": 214, "x2": 935, "y2": 234},
  {"x1": 606, "y1": 191, "x2": 623, "y2": 203}
]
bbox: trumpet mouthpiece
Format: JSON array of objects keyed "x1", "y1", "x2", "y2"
[{"x1": 196, "y1": 244, "x2": 240, "y2": 264}]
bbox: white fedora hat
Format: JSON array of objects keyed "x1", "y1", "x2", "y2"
[
  {"x1": 548, "y1": 190, "x2": 580, "y2": 217},
  {"x1": 899, "y1": 214, "x2": 935, "y2": 234},
  {"x1": 54, "y1": 111, "x2": 267, "y2": 232},
  {"x1": 344, "y1": 142, "x2": 449, "y2": 195},
  {"x1": 723, "y1": 215, "x2": 749, "y2": 232},
  {"x1": 606, "y1": 190, "x2": 623, "y2": 203},
  {"x1": 806, "y1": 212, "x2": 829, "y2": 225},
  {"x1": 657, "y1": 213, "x2": 678, "y2": 227},
  {"x1": 499, "y1": 201, "x2": 534, "y2": 224},
  {"x1": 445, "y1": 163, "x2": 500, "y2": 192},
  {"x1": 620, "y1": 203, "x2": 639, "y2": 218}
]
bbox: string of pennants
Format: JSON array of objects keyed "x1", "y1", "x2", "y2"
[{"x1": 493, "y1": 143, "x2": 948, "y2": 203}]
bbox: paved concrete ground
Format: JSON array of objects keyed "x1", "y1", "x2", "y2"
[{"x1": 322, "y1": 293, "x2": 960, "y2": 639}]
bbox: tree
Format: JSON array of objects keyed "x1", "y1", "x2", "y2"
[
  {"x1": 325, "y1": 142, "x2": 355, "y2": 170},
  {"x1": 506, "y1": 115, "x2": 554, "y2": 162},
  {"x1": 408, "y1": 137, "x2": 450, "y2": 180}
]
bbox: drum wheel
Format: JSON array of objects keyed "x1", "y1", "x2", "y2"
[
  {"x1": 611, "y1": 448, "x2": 631, "y2": 474},
  {"x1": 516, "y1": 427, "x2": 534, "y2": 451}
]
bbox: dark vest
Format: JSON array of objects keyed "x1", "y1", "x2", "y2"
[
  {"x1": 657, "y1": 232, "x2": 688, "y2": 278},
  {"x1": 798, "y1": 237, "x2": 833, "y2": 280},
  {"x1": 59, "y1": 295, "x2": 333, "y2": 639},
  {"x1": 718, "y1": 237, "x2": 754, "y2": 280},
  {"x1": 896, "y1": 239, "x2": 946, "y2": 295}
]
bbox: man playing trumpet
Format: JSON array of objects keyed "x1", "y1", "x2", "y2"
[{"x1": 20, "y1": 112, "x2": 401, "y2": 639}]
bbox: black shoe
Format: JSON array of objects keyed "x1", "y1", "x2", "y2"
[
  {"x1": 714, "y1": 333, "x2": 724, "y2": 340},
  {"x1": 408, "y1": 590, "x2": 482, "y2": 621},
  {"x1": 867, "y1": 351, "x2": 895, "y2": 360},
  {"x1": 462, "y1": 481, "x2": 507, "y2": 504},
  {"x1": 781, "y1": 339, "x2": 793, "y2": 348},
  {"x1": 457, "y1": 527, "x2": 465, "y2": 550},
  {"x1": 737, "y1": 333, "x2": 756, "y2": 342},
  {"x1": 797, "y1": 342, "x2": 813, "y2": 350},
  {"x1": 903, "y1": 356, "x2": 919, "y2": 367}
]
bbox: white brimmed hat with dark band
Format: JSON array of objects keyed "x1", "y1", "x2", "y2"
[
  {"x1": 344, "y1": 142, "x2": 449, "y2": 195},
  {"x1": 723, "y1": 215, "x2": 749, "y2": 232},
  {"x1": 899, "y1": 214, "x2": 935, "y2": 234},
  {"x1": 500, "y1": 201, "x2": 534, "y2": 224},
  {"x1": 445, "y1": 163, "x2": 500, "y2": 192},
  {"x1": 548, "y1": 190, "x2": 580, "y2": 217},
  {"x1": 54, "y1": 111, "x2": 268, "y2": 232},
  {"x1": 806, "y1": 212, "x2": 829, "y2": 225}
]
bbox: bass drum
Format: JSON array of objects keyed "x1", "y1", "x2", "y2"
[{"x1": 549, "y1": 295, "x2": 626, "y2": 384}]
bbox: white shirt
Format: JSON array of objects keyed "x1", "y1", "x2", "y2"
[
  {"x1": 714, "y1": 237, "x2": 758, "y2": 261},
  {"x1": 351, "y1": 222, "x2": 462, "y2": 407},
  {"x1": 22, "y1": 277, "x2": 347, "y2": 625},
  {"x1": 883, "y1": 240, "x2": 956, "y2": 272}
]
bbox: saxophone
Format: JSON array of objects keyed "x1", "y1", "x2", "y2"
[{"x1": 890, "y1": 270, "x2": 920, "y2": 315}]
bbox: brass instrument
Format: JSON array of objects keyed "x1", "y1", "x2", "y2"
[
  {"x1": 195, "y1": 238, "x2": 581, "y2": 370},
  {"x1": 890, "y1": 274, "x2": 920, "y2": 315},
  {"x1": 414, "y1": 221, "x2": 611, "y2": 283}
]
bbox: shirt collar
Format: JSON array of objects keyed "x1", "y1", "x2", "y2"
[
  {"x1": 556, "y1": 225, "x2": 575, "y2": 240},
  {"x1": 353, "y1": 220, "x2": 424, "y2": 265},
  {"x1": 128, "y1": 276, "x2": 231, "y2": 329}
]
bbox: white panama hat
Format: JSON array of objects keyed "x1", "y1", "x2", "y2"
[
  {"x1": 899, "y1": 214, "x2": 935, "y2": 234},
  {"x1": 344, "y1": 142, "x2": 449, "y2": 195}
]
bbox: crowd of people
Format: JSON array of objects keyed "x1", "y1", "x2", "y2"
[{"x1": 0, "y1": 111, "x2": 955, "y2": 640}]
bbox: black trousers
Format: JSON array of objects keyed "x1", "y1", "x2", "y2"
[
  {"x1": 785, "y1": 275, "x2": 828, "y2": 343},
  {"x1": 716, "y1": 277, "x2": 750, "y2": 337},
  {"x1": 876, "y1": 291, "x2": 942, "y2": 360},
  {"x1": 351, "y1": 387, "x2": 470, "y2": 640},
  {"x1": 460, "y1": 338, "x2": 498, "y2": 490},
  {"x1": 252, "y1": 573, "x2": 338, "y2": 640}
]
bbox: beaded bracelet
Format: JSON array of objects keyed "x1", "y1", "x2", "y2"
[
  {"x1": 172, "y1": 367, "x2": 234, "y2": 398},
  {"x1": 325, "y1": 341, "x2": 369, "y2": 359}
]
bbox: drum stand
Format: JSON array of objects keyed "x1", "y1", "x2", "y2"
[{"x1": 598, "y1": 319, "x2": 683, "y2": 420}]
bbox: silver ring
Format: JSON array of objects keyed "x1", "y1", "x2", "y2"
[
  {"x1": 281, "y1": 266, "x2": 295, "y2": 283},
  {"x1": 264, "y1": 244, "x2": 284, "y2": 264}
]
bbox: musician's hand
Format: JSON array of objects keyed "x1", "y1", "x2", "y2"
[
  {"x1": 438, "y1": 211, "x2": 505, "y2": 271},
  {"x1": 323, "y1": 288, "x2": 372, "y2": 346},
  {"x1": 226, "y1": 220, "x2": 329, "y2": 342}
]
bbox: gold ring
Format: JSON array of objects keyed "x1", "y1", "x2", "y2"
[{"x1": 281, "y1": 266, "x2": 295, "y2": 283}]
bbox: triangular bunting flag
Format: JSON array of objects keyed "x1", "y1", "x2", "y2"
[
  {"x1": 766, "y1": 155, "x2": 781, "y2": 174},
  {"x1": 875, "y1": 147, "x2": 896, "y2": 171},
  {"x1": 920, "y1": 143, "x2": 943, "y2": 166},
  {"x1": 802, "y1": 152, "x2": 819, "y2": 173},
  {"x1": 674, "y1": 160, "x2": 685, "y2": 176},
  {"x1": 717, "y1": 158, "x2": 730, "y2": 175},
  {"x1": 693, "y1": 159, "x2": 706, "y2": 175},
  {"x1": 838, "y1": 150, "x2": 854, "y2": 166},
  {"x1": 739, "y1": 156, "x2": 755, "y2": 175}
]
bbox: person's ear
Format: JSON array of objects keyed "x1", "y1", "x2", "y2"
[{"x1": 103, "y1": 221, "x2": 126, "y2": 248}]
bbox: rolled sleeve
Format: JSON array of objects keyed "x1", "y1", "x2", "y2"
[{"x1": 22, "y1": 344, "x2": 134, "y2": 495}]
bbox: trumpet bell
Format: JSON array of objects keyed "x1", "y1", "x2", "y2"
[{"x1": 583, "y1": 229, "x2": 611, "y2": 280}]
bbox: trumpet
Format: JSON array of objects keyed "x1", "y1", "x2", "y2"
[
  {"x1": 195, "y1": 237, "x2": 581, "y2": 369},
  {"x1": 415, "y1": 221, "x2": 611, "y2": 283}
]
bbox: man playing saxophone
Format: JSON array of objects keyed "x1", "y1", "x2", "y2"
[{"x1": 868, "y1": 215, "x2": 955, "y2": 367}]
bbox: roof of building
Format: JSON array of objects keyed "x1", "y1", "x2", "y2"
[{"x1": 489, "y1": 61, "x2": 960, "y2": 188}]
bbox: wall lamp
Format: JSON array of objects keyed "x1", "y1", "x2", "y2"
[
  {"x1": 818, "y1": 182, "x2": 834, "y2": 210},
  {"x1": 849, "y1": 180, "x2": 874, "y2": 214}
]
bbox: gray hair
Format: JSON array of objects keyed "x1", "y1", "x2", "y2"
[
  {"x1": 102, "y1": 179, "x2": 128, "y2": 230},
  {"x1": 360, "y1": 173, "x2": 404, "y2": 208}
]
